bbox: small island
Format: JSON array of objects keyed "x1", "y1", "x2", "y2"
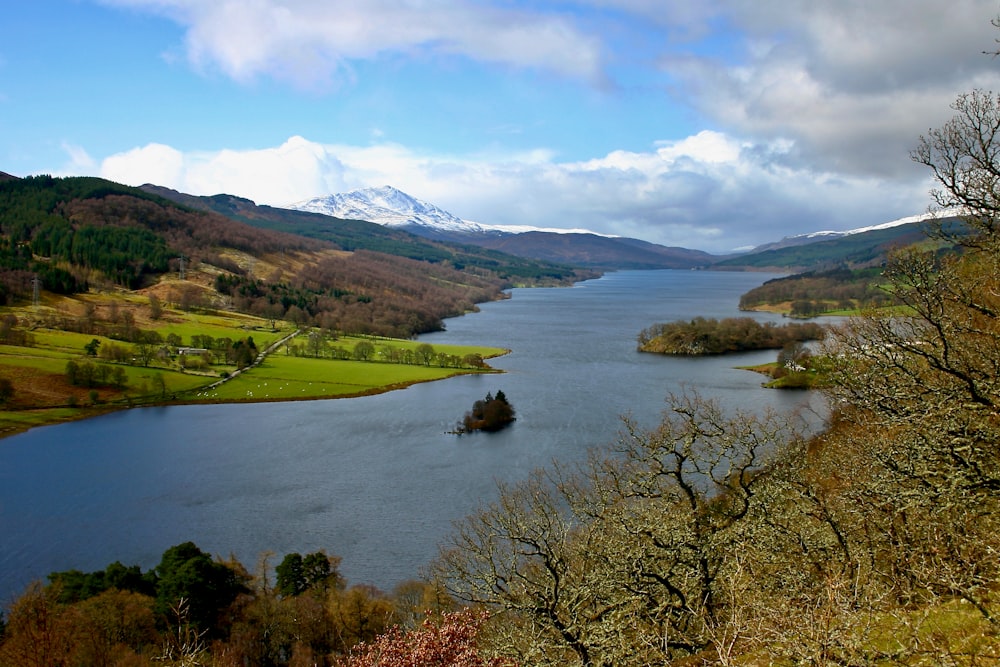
[
  {"x1": 637, "y1": 316, "x2": 825, "y2": 355},
  {"x1": 456, "y1": 390, "x2": 516, "y2": 433}
]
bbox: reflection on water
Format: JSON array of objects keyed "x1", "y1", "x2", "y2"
[{"x1": 0, "y1": 270, "x2": 828, "y2": 600}]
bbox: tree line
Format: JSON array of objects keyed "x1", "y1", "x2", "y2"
[
  {"x1": 287, "y1": 334, "x2": 487, "y2": 370},
  {"x1": 0, "y1": 541, "x2": 494, "y2": 666},
  {"x1": 0, "y1": 237, "x2": 84, "y2": 303}
]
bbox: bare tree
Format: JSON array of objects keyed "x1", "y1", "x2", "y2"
[
  {"x1": 435, "y1": 393, "x2": 799, "y2": 666},
  {"x1": 819, "y1": 84, "x2": 1000, "y2": 632}
]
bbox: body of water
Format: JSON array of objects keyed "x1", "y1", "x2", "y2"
[{"x1": 0, "y1": 270, "x2": 826, "y2": 601}]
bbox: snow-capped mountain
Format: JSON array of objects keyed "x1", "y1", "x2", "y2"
[
  {"x1": 285, "y1": 185, "x2": 603, "y2": 239},
  {"x1": 283, "y1": 185, "x2": 714, "y2": 269},
  {"x1": 288, "y1": 185, "x2": 489, "y2": 235},
  {"x1": 798, "y1": 211, "x2": 950, "y2": 241},
  {"x1": 746, "y1": 210, "x2": 954, "y2": 254}
]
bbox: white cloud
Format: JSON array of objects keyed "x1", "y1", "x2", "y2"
[
  {"x1": 95, "y1": 134, "x2": 932, "y2": 253},
  {"x1": 100, "y1": 137, "x2": 354, "y2": 204},
  {"x1": 655, "y1": 131, "x2": 745, "y2": 164},
  {"x1": 101, "y1": 143, "x2": 185, "y2": 187},
  {"x1": 89, "y1": 0, "x2": 999, "y2": 188},
  {"x1": 658, "y1": 0, "x2": 1000, "y2": 178},
  {"x1": 97, "y1": 0, "x2": 604, "y2": 87}
]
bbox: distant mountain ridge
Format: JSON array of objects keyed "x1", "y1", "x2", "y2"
[
  {"x1": 715, "y1": 212, "x2": 964, "y2": 271},
  {"x1": 285, "y1": 185, "x2": 957, "y2": 271},
  {"x1": 286, "y1": 186, "x2": 714, "y2": 270},
  {"x1": 161, "y1": 180, "x2": 969, "y2": 274},
  {"x1": 13, "y1": 175, "x2": 956, "y2": 274},
  {"x1": 475, "y1": 231, "x2": 716, "y2": 270},
  {"x1": 288, "y1": 185, "x2": 605, "y2": 238},
  {"x1": 745, "y1": 211, "x2": 949, "y2": 255}
]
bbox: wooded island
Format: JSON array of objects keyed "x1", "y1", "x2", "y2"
[
  {"x1": 456, "y1": 390, "x2": 516, "y2": 433},
  {"x1": 637, "y1": 316, "x2": 826, "y2": 355}
]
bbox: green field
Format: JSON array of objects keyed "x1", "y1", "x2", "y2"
[
  {"x1": 204, "y1": 354, "x2": 489, "y2": 401},
  {"x1": 0, "y1": 296, "x2": 508, "y2": 437}
]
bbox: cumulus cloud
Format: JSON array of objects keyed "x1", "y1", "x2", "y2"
[
  {"x1": 101, "y1": 143, "x2": 185, "y2": 188},
  {"x1": 100, "y1": 136, "x2": 354, "y2": 203},
  {"x1": 657, "y1": 0, "x2": 1000, "y2": 178},
  {"x1": 93, "y1": 0, "x2": 1000, "y2": 182},
  {"x1": 95, "y1": 134, "x2": 932, "y2": 254},
  {"x1": 97, "y1": 0, "x2": 604, "y2": 87},
  {"x1": 76, "y1": 0, "x2": 989, "y2": 252}
]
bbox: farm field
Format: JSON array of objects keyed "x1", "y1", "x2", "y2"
[
  {"x1": 0, "y1": 292, "x2": 506, "y2": 438},
  {"x1": 206, "y1": 354, "x2": 491, "y2": 402}
]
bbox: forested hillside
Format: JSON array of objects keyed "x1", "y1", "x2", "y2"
[
  {"x1": 0, "y1": 175, "x2": 325, "y2": 291},
  {"x1": 142, "y1": 185, "x2": 590, "y2": 284},
  {"x1": 738, "y1": 266, "x2": 900, "y2": 316},
  {"x1": 711, "y1": 219, "x2": 950, "y2": 271},
  {"x1": 0, "y1": 176, "x2": 590, "y2": 337}
]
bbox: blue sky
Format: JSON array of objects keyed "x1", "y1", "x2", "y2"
[{"x1": 3, "y1": 0, "x2": 1000, "y2": 253}]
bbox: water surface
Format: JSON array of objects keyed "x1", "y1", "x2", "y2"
[{"x1": 0, "y1": 270, "x2": 826, "y2": 601}]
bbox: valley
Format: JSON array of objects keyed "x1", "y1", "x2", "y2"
[
  {"x1": 0, "y1": 172, "x2": 955, "y2": 436},
  {"x1": 5, "y1": 4, "x2": 999, "y2": 664}
]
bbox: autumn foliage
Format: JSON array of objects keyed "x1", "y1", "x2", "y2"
[
  {"x1": 0, "y1": 176, "x2": 587, "y2": 338},
  {"x1": 0, "y1": 544, "x2": 502, "y2": 667}
]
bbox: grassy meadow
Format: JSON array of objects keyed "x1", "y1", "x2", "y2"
[
  {"x1": 0, "y1": 290, "x2": 506, "y2": 438},
  {"x1": 207, "y1": 354, "x2": 481, "y2": 401}
]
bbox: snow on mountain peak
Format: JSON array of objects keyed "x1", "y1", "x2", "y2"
[
  {"x1": 838, "y1": 209, "x2": 958, "y2": 235},
  {"x1": 286, "y1": 186, "x2": 489, "y2": 234},
  {"x1": 285, "y1": 185, "x2": 609, "y2": 237},
  {"x1": 784, "y1": 210, "x2": 956, "y2": 243}
]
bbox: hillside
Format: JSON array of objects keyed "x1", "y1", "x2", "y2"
[
  {"x1": 721, "y1": 216, "x2": 971, "y2": 316},
  {"x1": 473, "y1": 231, "x2": 714, "y2": 270},
  {"x1": 0, "y1": 175, "x2": 589, "y2": 338},
  {"x1": 143, "y1": 185, "x2": 592, "y2": 284},
  {"x1": 712, "y1": 217, "x2": 960, "y2": 271}
]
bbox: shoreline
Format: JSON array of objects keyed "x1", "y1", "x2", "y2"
[{"x1": 0, "y1": 349, "x2": 511, "y2": 440}]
